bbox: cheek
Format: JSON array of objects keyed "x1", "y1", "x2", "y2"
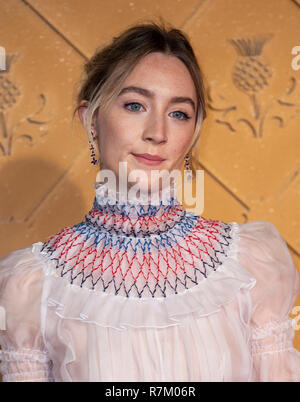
[
  {"x1": 172, "y1": 136, "x2": 192, "y2": 158},
  {"x1": 101, "y1": 113, "x2": 138, "y2": 147},
  {"x1": 99, "y1": 120, "x2": 127, "y2": 152},
  {"x1": 98, "y1": 124, "x2": 137, "y2": 170}
]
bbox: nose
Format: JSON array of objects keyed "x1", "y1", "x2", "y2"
[{"x1": 142, "y1": 113, "x2": 168, "y2": 144}]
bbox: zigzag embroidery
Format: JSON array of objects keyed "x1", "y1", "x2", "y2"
[{"x1": 40, "y1": 196, "x2": 234, "y2": 298}]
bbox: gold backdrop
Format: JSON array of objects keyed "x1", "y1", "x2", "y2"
[{"x1": 0, "y1": 0, "x2": 299, "y2": 357}]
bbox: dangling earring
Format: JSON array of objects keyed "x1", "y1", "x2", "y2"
[
  {"x1": 89, "y1": 129, "x2": 98, "y2": 166},
  {"x1": 184, "y1": 153, "x2": 192, "y2": 182}
]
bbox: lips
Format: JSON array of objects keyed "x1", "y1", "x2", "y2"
[
  {"x1": 131, "y1": 153, "x2": 165, "y2": 166},
  {"x1": 132, "y1": 153, "x2": 165, "y2": 161}
]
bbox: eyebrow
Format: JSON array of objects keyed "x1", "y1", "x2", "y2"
[{"x1": 117, "y1": 85, "x2": 196, "y2": 112}]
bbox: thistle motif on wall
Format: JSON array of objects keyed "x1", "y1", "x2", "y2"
[
  {"x1": 0, "y1": 54, "x2": 21, "y2": 112},
  {"x1": 208, "y1": 34, "x2": 300, "y2": 137},
  {"x1": 0, "y1": 53, "x2": 49, "y2": 157},
  {"x1": 230, "y1": 34, "x2": 273, "y2": 121}
]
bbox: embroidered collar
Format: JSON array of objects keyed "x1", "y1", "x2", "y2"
[
  {"x1": 40, "y1": 182, "x2": 236, "y2": 299},
  {"x1": 86, "y1": 181, "x2": 186, "y2": 237}
]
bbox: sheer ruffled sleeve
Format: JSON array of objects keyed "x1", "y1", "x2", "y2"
[
  {"x1": 0, "y1": 245, "x2": 54, "y2": 382},
  {"x1": 237, "y1": 221, "x2": 300, "y2": 382}
]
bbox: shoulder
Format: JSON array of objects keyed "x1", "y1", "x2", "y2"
[
  {"x1": 237, "y1": 220, "x2": 294, "y2": 267},
  {"x1": 237, "y1": 219, "x2": 282, "y2": 240},
  {"x1": 0, "y1": 224, "x2": 72, "y2": 280},
  {"x1": 0, "y1": 243, "x2": 47, "y2": 342},
  {"x1": 0, "y1": 242, "x2": 44, "y2": 273},
  {"x1": 0, "y1": 242, "x2": 46, "y2": 305},
  {"x1": 235, "y1": 220, "x2": 300, "y2": 318}
]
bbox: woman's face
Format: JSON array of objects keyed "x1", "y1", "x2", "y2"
[{"x1": 82, "y1": 52, "x2": 198, "y2": 194}]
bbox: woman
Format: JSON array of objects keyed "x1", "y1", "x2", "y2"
[{"x1": 0, "y1": 21, "x2": 299, "y2": 382}]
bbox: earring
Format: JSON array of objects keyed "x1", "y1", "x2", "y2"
[
  {"x1": 184, "y1": 153, "x2": 192, "y2": 182},
  {"x1": 89, "y1": 129, "x2": 98, "y2": 166}
]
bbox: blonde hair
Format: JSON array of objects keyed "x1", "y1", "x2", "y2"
[{"x1": 73, "y1": 18, "x2": 207, "y2": 176}]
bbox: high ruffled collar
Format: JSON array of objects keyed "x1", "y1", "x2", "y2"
[
  {"x1": 84, "y1": 181, "x2": 186, "y2": 237},
  {"x1": 39, "y1": 180, "x2": 241, "y2": 300}
]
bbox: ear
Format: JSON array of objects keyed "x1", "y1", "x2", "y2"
[{"x1": 77, "y1": 100, "x2": 89, "y2": 128}]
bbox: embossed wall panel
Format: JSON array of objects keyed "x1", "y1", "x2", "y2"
[
  {"x1": 0, "y1": 0, "x2": 94, "y2": 254},
  {"x1": 27, "y1": 0, "x2": 201, "y2": 57},
  {"x1": 183, "y1": 0, "x2": 300, "y2": 348}
]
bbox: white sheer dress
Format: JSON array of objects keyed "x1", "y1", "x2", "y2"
[{"x1": 0, "y1": 182, "x2": 299, "y2": 382}]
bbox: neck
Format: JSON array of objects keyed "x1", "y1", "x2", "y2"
[
  {"x1": 85, "y1": 180, "x2": 186, "y2": 237},
  {"x1": 93, "y1": 179, "x2": 178, "y2": 206}
]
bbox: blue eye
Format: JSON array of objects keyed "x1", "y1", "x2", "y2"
[
  {"x1": 124, "y1": 102, "x2": 143, "y2": 112},
  {"x1": 124, "y1": 102, "x2": 191, "y2": 121},
  {"x1": 171, "y1": 111, "x2": 191, "y2": 121}
]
